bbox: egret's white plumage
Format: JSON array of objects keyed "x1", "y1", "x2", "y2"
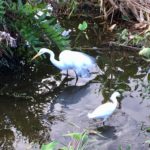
[
  {"x1": 32, "y1": 48, "x2": 96, "y2": 78},
  {"x1": 88, "y1": 92, "x2": 120, "y2": 123}
]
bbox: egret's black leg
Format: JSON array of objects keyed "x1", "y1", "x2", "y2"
[
  {"x1": 102, "y1": 118, "x2": 107, "y2": 126},
  {"x1": 66, "y1": 70, "x2": 69, "y2": 85},
  {"x1": 63, "y1": 70, "x2": 68, "y2": 85},
  {"x1": 66, "y1": 70, "x2": 68, "y2": 78},
  {"x1": 61, "y1": 70, "x2": 69, "y2": 85},
  {"x1": 74, "y1": 70, "x2": 78, "y2": 85},
  {"x1": 102, "y1": 121, "x2": 105, "y2": 126}
]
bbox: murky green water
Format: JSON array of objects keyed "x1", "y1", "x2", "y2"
[{"x1": 1, "y1": 48, "x2": 150, "y2": 150}]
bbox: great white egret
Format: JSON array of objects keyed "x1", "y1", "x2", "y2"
[
  {"x1": 88, "y1": 91, "x2": 121, "y2": 125},
  {"x1": 32, "y1": 48, "x2": 97, "y2": 83}
]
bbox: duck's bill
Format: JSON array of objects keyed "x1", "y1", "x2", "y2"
[{"x1": 31, "y1": 53, "x2": 40, "y2": 61}]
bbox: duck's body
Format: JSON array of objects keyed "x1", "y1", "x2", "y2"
[{"x1": 88, "y1": 92, "x2": 120, "y2": 123}]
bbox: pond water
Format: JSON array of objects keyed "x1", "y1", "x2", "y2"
[{"x1": 1, "y1": 48, "x2": 150, "y2": 150}]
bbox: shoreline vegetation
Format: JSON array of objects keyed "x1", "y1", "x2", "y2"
[{"x1": 0, "y1": 0, "x2": 150, "y2": 71}]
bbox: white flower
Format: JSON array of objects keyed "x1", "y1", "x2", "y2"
[{"x1": 47, "y1": 4, "x2": 53, "y2": 11}]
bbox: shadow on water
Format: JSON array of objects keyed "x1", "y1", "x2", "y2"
[
  {"x1": 1, "y1": 50, "x2": 150, "y2": 149},
  {"x1": 95, "y1": 125, "x2": 117, "y2": 139},
  {"x1": 55, "y1": 85, "x2": 91, "y2": 106}
]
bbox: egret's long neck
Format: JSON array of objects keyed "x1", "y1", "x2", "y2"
[
  {"x1": 110, "y1": 95, "x2": 118, "y2": 106},
  {"x1": 43, "y1": 48, "x2": 63, "y2": 70}
]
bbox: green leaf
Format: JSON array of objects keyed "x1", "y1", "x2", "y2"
[
  {"x1": 41, "y1": 141, "x2": 58, "y2": 150},
  {"x1": 65, "y1": 132, "x2": 83, "y2": 140},
  {"x1": 139, "y1": 47, "x2": 150, "y2": 58},
  {"x1": 78, "y1": 21, "x2": 88, "y2": 31},
  {"x1": 81, "y1": 132, "x2": 88, "y2": 145},
  {"x1": 60, "y1": 147, "x2": 68, "y2": 150}
]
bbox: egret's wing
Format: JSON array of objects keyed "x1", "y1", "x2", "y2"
[
  {"x1": 59, "y1": 50, "x2": 96, "y2": 77},
  {"x1": 89, "y1": 103, "x2": 116, "y2": 119},
  {"x1": 71, "y1": 52, "x2": 96, "y2": 77},
  {"x1": 59, "y1": 50, "x2": 72, "y2": 68},
  {"x1": 75, "y1": 51, "x2": 96, "y2": 64},
  {"x1": 59, "y1": 50, "x2": 96, "y2": 66},
  {"x1": 72, "y1": 51, "x2": 96, "y2": 65},
  {"x1": 59, "y1": 50, "x2": 75, "y2": 69}
]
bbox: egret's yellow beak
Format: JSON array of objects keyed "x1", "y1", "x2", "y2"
[{"x1": 31, "y1": 53, "x2": 40, "y2": 61}]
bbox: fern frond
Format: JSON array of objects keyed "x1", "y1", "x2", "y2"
[
  {"x1": 0, "y1": 0, "x2": 5, "y2": 21},
  {"x1": 1, "y1": 2, "x2": 71, "y2": 60},
  {"x1": 40, "y1": 21, "x2": 70, "y2": 50}
]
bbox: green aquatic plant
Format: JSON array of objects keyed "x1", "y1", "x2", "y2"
[
  {"x1": 139, "y1": 47, "x2": 150, "y2": 61},
  {"x1": 139, "y1": 47, "x2": 150, "y2": 57},
  {"x1": 41, "y1": 131, "x2": 89, "y2": 150},
  {"x1": 64, "y1": 132, "x2": 88, "y2": 150},
  {"x1": 41, "y1": 141, "x2": 58, "y2": 150},
  {"x1": 117, "y1": 29, "x2": 129, "y2": 45},
  {"x1": 117, "y1": 28, "x2": 146, "y2": 47}
]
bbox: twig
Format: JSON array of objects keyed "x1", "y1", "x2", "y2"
[
  {"x1": 107, "y1": 41, "x2": 141, "y2": 51},
  {"x1": 73, "y1": 42, "x2": 141, "y2": 52}
]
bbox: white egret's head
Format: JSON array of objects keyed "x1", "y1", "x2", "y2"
[{"x1": 31, "y1": 48, "x2": 50, "y2": 61}]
